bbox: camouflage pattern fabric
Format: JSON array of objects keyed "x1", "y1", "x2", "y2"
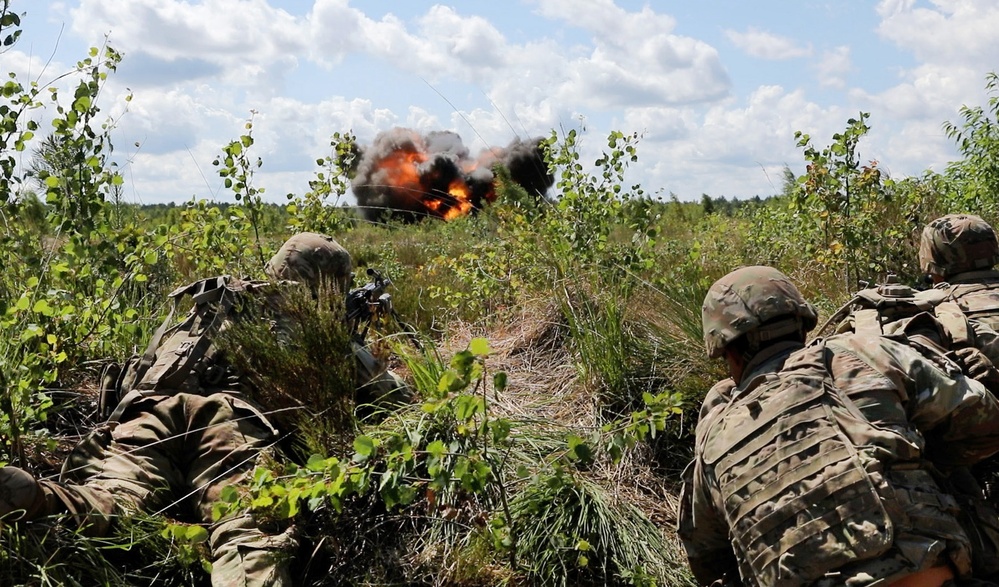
[
  {"x1": 353, "y1": 341, "x2": 413, "y2": 408},
  {"x1": 40, "y1": 391, "x2": 295, "y2": 587},
  {"x1": 938, "y1": 271, "x2": 999, "y2": 332},
  {"x1": 264, "y1": 232, "x2": 353, "y2": 294},
  {"x1": 701, "y1": 265, "x2": 817, "y2": 358},
  {"x1": 920, "y1": 214, "x2": 999, "y2": 279},
  {"x1": 679, "y1": 331, "x2": 999, "y2": 586},
  {"x1": 817, "y1": 269, "x2": 999, "y2": 580}
]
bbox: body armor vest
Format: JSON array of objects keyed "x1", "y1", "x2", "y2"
[{"x1": 700, "y1": 342, "x2": 894, "y2": 586}]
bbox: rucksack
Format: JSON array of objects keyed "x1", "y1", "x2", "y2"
[
  {"x1": 820, "y1": 277, "x2": 976, "y2": 353},
  {"x1": 98, "y1": 275, "x2": 269, "y2": 420}
]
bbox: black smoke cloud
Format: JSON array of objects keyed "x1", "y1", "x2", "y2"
[{"x1": 351, "y1": 128, "x2": 553, "y2": 221}]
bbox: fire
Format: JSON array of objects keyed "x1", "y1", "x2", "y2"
[
  {"x1": 381, "y1": 150, "x2": 425, "y2": 193},
  {"x1": 444, "y1": 179, "x2": 473, "y2": 221},
  {"x1": 351, "y1": 128, "x2": 553, "y2": 222}
]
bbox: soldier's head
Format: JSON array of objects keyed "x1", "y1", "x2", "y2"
[
  {"x1": 265, "y1": 232, "x2": 353, "y2": 294},
  {"x1": 702, "y1": 266, "x2": 817, "y2": 379},
  {"x1": 919, "y1": 214, "x2": 999, "y2": 282}
]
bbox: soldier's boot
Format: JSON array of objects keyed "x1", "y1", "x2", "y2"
[{"x1": 0, "y1": 466, "x2": 49, "y2": 521}]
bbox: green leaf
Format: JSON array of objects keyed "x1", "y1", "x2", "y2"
[
  {"x1": 353, "y1": 435, "x2": 376, "y2": 459},
  {"x1": 31, "y1": 299, "x2": 52, "y2": 316},
  {"x1": 306, "y1": 454, "x2": 327, "y2": 472},
  {"x1": 455, "y1": 394, "x2": 482, "y2": 421},
  {"x1": 220, "y1": 485, "x2": 239, "y2": 503},
  {"x1": 426, "y1": 440, "x2": 446, "y2": 459},
  {"x1": 469, "y1": 337, "x2": 490, "y2": 356},
  {"x1": 493, "y1": 371, "x2": 507, "y2": 392},
  {"x1": 185, "y1": 525, "x2": 209, "y2": 543},
  {"x1": 437, "y1": 370, "x2": 467, "y2": 393}
]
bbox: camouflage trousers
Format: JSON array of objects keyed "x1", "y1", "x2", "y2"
[{"x1": 39, "y1": 391, "x2": 296, "y2": 587}]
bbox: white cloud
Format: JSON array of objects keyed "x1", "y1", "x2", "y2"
[
  {"x1": 72, "y1": 0, "x2": 305, "y2": 61},
  {"x1": 530, "y1": 0, "x2": 730, "y2": 108},
  {"x1": 814, "y1": 46, "x2": 851, "y2": 89},
  {"x1": 582, "y1": 86, "x2": 851, "y2": 200},
  {"x1": 15, "y1": 0, "x2": 979, "y2": 206},
  {"x1": 725, "y1": 27, "x2": 812, "y2": 60},
  {"x1": 532, "y1": 0, "x2": 677, "y2": 40},
  {"x1": 70, "y1": 0, "x2": 306, "y2": 91},
  {"x1": 877, "y1": 0, "x2": 999, "y2": 66},
  {"x1": 418, "y1": 6, "x2": 507, "y2": 71}
]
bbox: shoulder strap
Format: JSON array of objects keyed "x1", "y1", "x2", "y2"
[{"x1": 121, "y1": 275, "x2": 236, "y2": 393}]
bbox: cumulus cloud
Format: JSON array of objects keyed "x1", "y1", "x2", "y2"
[
  {"x1": 725, "y1": 27, "x2": 812, "y2": 60},
  {"x1": 531, "y1": 0, "x2": 731, "y2": 108},
  {"x1": 866, "y1": 1, "x2": 999, "y2": 130},
  {"x1": 877, "y1": 0, "x2": 999, "y2": 65},
  {"x1": 814, "y1": 46, "x2": 851, "y2": 89},
  {"x1": 71, "y1": 0, "x2": 305, "y2": 89},
  {"x1": 15, "y1": 0, "x2": 974, "y2": 206}
]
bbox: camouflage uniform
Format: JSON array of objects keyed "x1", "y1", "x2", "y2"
[
  {"x1": 678, "y1": 266, "x2": 999, "y2": 587},
  {"x1": 920, "y1": 214, "x2": 999, "y2": 577},
  {"x1": 919, "y1": 214, "x2": 999, "y2": 334},
  {"x1": 265, "y1": 232, "x2": 412, "y2": 409},
  {"x1": 0, "y1": 233, "x2": 381, "y2": 587}
]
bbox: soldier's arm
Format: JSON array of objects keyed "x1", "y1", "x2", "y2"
[
  {"x1": 884, "y1": 337, "x2": 999, "y2": 467},
  {"x1": 969, "y1": 318, "x2": 999, "y2": 376},
  {"x1": 678, "y1": 457, "x2": 741, "y2": 585}
]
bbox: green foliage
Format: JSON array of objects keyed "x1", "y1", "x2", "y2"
[
  {"x1": 214, "y1": 282, "x2": 358, "y2": 455},
  {"x1": 11, "y1": 9, "x2": 999, "y2": 585},
  {"x1": 285, "y1": 130, "x2": 357, "y2": 235},
  {"x1": 212, "y1": 112, "x2": 268, "y2": 267},
  {"x1": 510, "y1": 472, "x2": 694, "y2": 587},
  {"x1": 943, "y1": 71, "x2": 999, "y2": 218},
  {"x1": 792, "y1": 112, "x2": 893, "y2": 288},
  {"x1": 0, "y1": 514, "x2": 209, "y2": 586}
]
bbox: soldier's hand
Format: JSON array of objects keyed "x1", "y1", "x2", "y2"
[{"x1": 952, "y1": 346, "x2": 999, "y2": 389}]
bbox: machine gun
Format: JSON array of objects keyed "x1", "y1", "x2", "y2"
[
  {"x1": 346, "y1": 268, "x2": 394, "y2": 343},
  {"x1": 345, "y1": 268, "x2": 421, "y2": 349}
]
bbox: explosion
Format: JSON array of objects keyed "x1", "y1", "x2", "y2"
[{"x1": 351, "y1": 128, "x2": 553, "y2": 221}]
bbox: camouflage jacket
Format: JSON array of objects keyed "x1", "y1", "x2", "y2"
[
  {"x1": 678, "y1": 331, "x2": 999, "y2": 587},
  {"x1": 935, "y1": 270, "x2": 999, "y2": 331}
]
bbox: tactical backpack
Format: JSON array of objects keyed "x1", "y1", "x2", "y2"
[
  {"x1": 98, "y1": 276, "x2": 268, "y2": 420},
  {"x1": 699, "y1": 342, "x2": 896, "y2": 586},
  {"x1": 819, "y1": 276, "x2": 979, "y2": 354},
  {"x1": 940, "y1": 279, "x2": 999, "y2": 331}
]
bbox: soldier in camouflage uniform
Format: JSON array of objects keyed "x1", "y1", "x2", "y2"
[
  {"x1": 265, "y1": 233, "x2": 412, "y2": 408},
  {"x1": 0, "y1": 232, "x2": 398, "y2": 587},
  {"x1": 678, "y1": 265, "x2": 999, "y2": 587},
  {"x1": 919, "y1": 214, "x2": 999, "y2": 577},
  {"x1": 919, "y1": 214, "x2": 999, "y2": 330}
]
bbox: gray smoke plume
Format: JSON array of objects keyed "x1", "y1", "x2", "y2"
[{"x1": 351, "y1": 128, "x2": 552, "y2": 221}]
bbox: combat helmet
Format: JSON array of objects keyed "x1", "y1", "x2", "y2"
[
  {"x1": 919, "y1": 214, "x2": 999, "y2": 279},
  {"x1": 702, "y1": 265, "x2": 818, "y2": 359},
  {"x1": 265, "y1": 232, "x2": 353, "y2": 293}
]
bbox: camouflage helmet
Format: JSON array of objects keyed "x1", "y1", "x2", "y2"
[
  {"x1": 702, "y1": 266, "x2": 818, "y2": 359},
  {"x1": 265, "y1": 232, "x2": 353, "y2": 292},
  {"x1": 919, "y1": 214, "x2": 999, "y2": 278}
]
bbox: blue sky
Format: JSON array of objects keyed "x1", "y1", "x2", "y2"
[{"x1": 7, "y1": 0, "x2": 999, "y2": 205}]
